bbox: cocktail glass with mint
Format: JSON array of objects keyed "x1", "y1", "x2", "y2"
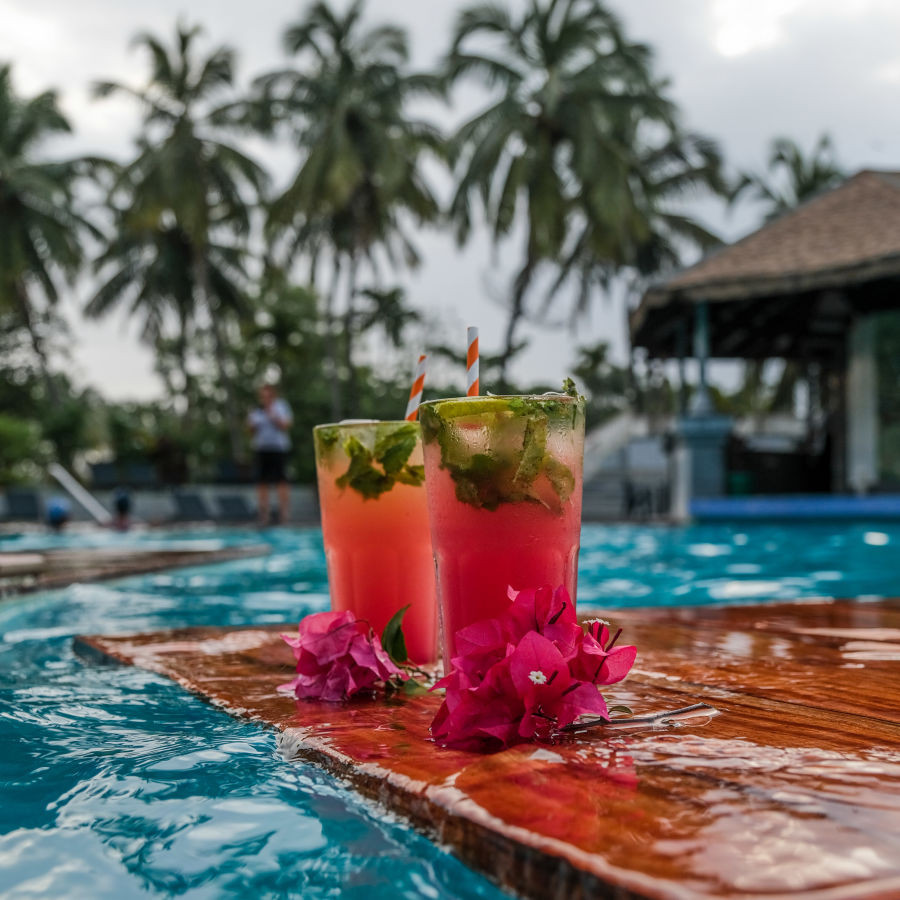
[
  {"x1": 313, "y1": 420, "x2": 437, "y2": 664},
  {"x1": 418, "y1": 389, "x2": 585, "y2": 669}
]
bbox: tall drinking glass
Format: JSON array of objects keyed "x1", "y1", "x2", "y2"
[
  {"x1": 419, "y1": 394, "x2": 585, "y2": 669},
  {"x1": 313, "y1": 420, "x2": 437, "y2": 663}
]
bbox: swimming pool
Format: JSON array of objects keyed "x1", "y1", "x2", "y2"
[{"x1": 1, "y1": 522, "x2": 898, "y2": 897}]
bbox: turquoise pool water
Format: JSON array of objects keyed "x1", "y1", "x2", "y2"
[{"x1": 1, "y1": 522, "x2": 899, "y2": 898}]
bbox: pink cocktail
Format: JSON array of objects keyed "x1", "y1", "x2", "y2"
[
  {"x1": 418, "y1": 394, "x2": 585, "y2": 669},
  {"x1": 314, "y1": 421, "x2": 437, "y2": 664}
]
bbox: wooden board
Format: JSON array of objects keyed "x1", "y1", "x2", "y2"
[{"x1": 75, "y1": 599, "x2": 900, "y2": 900}]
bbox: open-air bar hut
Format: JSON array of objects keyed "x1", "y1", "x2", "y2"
[{"x1": 631, "y1": 169, "x2": 900, "y2": 510}]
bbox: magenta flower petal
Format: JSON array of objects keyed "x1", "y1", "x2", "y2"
[
  {"x1": 280, "y1": 609, "x2": 404, "y2": 702},
  {"x1": 431, "y1": 584, "x2": 637, "y2": 753},
  {"x1": 456, "y1": 615, "x2": 510, "y2": 657},
  {"x1": 554, "y1": 682, "x2": 610, "y2": 727},
  {"x1": 508, "y1": 632, "x2": 570, "y2": 699},
  {"x1": 596, "y1": 645, "x2": 638, "y2": 685}
]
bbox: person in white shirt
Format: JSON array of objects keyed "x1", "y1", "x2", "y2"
[{"x1": 247, "y1": 383, "x2": 293, "y2": 525}]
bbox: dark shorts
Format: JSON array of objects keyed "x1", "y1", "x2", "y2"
[{"x1": 256, "y1": 450, "x2": 288, "y2": 485}]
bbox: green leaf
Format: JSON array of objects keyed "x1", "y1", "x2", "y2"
[
  {"x1": 335, "y1": 436, "x2": 387, "y2": 498},
  {"x1": 545, "y1": 455, "x2": 575, "y2": 504},
  {"x1": 607, "y1": 705, "x2": 634, "y2": 717},
  {"x1": 381, "y1": 604, "x2": 410, "y2": 665},
  {"x1": 314, "y1": 426, "x2": 340, "y2": 456},
  {"x1": 374, "y1": 423, "x2": 418, "y2": 474},
  {"x1": 333, "y1": 426, "x2": 424, "y2": 500},
  {"x1": 563, "y1": 377, "x2": 579, "y2": 399},
  {"x1": 422, "y1": 393, "x2": 583, "y2": 513},
  {"x1": 513, "y1": 414, "x2": 547, "y2": 488},
  {"x1": 394, "y1": 464, "x2": 425, "y2": 486},
  {"x1": 402, "y1": 678, "x2": 429, "y2": 696},
  {"x1": 334, "y1": 435, "x2": 394, "y2": 500}
]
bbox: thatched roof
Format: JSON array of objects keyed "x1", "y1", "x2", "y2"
[{"x1": 632, "y1": 170, "x2": 900, "y2": 360}]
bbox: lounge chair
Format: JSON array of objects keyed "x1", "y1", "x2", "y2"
[
  {"x1": 3, "y1": 488, "x2": 42, "y2": 522},
  {"x1": 215, "y1": 494, "x2": 256, "y2": 523},
  {"x1": 171, "y1": 491, "x2": 213, "y2": 522}
]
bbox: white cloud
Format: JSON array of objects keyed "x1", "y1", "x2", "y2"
[
  {"x1": 3, "y1": 0, "x2": 900, "y2": 398},
  {"x1": 711, "y1": 0, "x2": 807, "y2": 57}
]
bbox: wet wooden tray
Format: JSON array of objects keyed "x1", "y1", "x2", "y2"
[{"x1": 75, "y1": 599, "x2": 900, "y2": 900}]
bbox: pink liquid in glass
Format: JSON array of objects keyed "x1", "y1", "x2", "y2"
[
  {"x1": 419, "y1": 395, "x2": 584, "y2": 669},
  {"x1": 314, "y1": 421, "x2": 437, "y2": 664}
]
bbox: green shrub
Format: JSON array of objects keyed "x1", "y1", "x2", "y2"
[{"x1": 0, "y1": 415, "x2": 45, "y2": 485}]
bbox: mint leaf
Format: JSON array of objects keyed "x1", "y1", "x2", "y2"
[
  {"x1": 315, "y1": 426, "x2": 340, "y2": 456},
  {"x1": 335, "y1": 435, "x2": 393, "y2": 500},
  {"x1": 563, "y1": 377, "x2": 582, "y2": 400},
  {"x1": 450, "y1": 453, "x2": 509, "y2": 511},
  {"x1": 375, "y1": 423, "x2": 418, "y2": 474},
  {"x1": 394, "y1": 464, "x2": 425, "y2": 487},
  {"x1": 421, "y1": 392, "x2": 583, "y2": 513},
  {"x1": 513, "y1": 415, "x2": 547, "y2": 488},
  {"x1": 381, "y1": 604, "x2": 410, "y2": 665},
  {"x1": 544, "y1": 455, "x2": 575, "y2": 504},
  {"x1": 332, "y1": 425, "x2": 425, "y2": 500}
]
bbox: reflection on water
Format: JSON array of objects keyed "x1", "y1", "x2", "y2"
[
  {"x1": 0, "y1": 529, "x2": 503, "y2": 900},
  {"x1": 578, "y1": 521, "x2": 900, "y2": 608},
  {"x1": 2, "y1": 522, "x2": 900, "y2": 897},
  {"x1": 635, "y1": 736, "x2": 900, "y2": 893}
]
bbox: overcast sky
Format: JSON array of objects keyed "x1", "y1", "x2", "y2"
[{"x1": 3, "y1": 0, "x2": 900, "y2": 399}]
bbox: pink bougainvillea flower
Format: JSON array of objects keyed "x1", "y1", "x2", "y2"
[
  {"x1": 570, "y1": 619, "x2": 638, "y2": 686},
  {"x1": 431, "y1": 659, "x2": 524, "y2": 753},
  {"x1": 431, "y1": 585, "x2": 636, "y2": 752},
  {"x1": 280, "y1": 610, "x2": 405, "y2": 702},
  {"x1": 507, "y1": 585, "x2": 583, "y2": 657}
]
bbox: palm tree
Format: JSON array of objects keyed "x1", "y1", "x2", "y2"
[
  {"x1": 445, "y1": 0, "x2": 687, "y2": 382},
  {"x1": 549, "y1": 128, "x2": 725, "y2": 320},
  {"x1": 93, "y1": 23, "x2": 267, "y2": 458},
  {"x1": 252, "y1": 0, "x2": 443, "y2": 417},
  {"x1": 729, "y1": 135, "x2": 846, "y2": 413},
  {"x1": 0, "y1": 64, "x2": 99, "y2": 403},
  {"x1": 86, "y1": 207, "x2": 248, "y2": 415},
  {"x1": 733, "y1": 134, "x2": 845, "y2": 220},
  {"x1": 354, "y1": 286, "x2": 421, "y2": 348}
]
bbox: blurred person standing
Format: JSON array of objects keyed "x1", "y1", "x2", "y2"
[{"x1": 247, "y1": 383, "x2": 293, "y2": 525}]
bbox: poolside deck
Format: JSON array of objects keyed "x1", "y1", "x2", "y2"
[
  {"x1": 76, "y1": 599, "x2": 900, "y2": 900},
  {"x1": 0, "y1": 543, "x2": 269, "y2": 596}
]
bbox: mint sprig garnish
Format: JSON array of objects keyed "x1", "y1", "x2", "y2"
[
  {"x1": 419, "y1": 381, "x2": 584, "y2": 513},
  {"x1": 330, "y1": 423, "x2": 425, "y2": 500},
  {"x1": 563, "y1": 377, "x2": 582, "y2": 399}
]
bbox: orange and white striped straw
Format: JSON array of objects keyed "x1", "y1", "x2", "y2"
[
  {"x1": 404, "y1": 354, "x2": 427, "y2": 421},
  {"x1": 466, "y1": 327, "x2": 479, "y2": 396}
]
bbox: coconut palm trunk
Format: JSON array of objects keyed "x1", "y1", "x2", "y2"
[
  {"x1": 194, "y1": 254, "x2": 244, "y2": 461},
  {"x1": 174, "y1": 327, "x2": 195, "y2": 424},
  {"x1": 341, "y1": 254, "x2": 360, "y2": 415},
  {"x1": 498, "y1": 251, "x2": 537, "y2": 387},
  {"x1": 14, "y1": 281, "x2": 60, "y2": 405},
  {"x1": 324, "y1": 256, "x2": 343, "y2": 421}
]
